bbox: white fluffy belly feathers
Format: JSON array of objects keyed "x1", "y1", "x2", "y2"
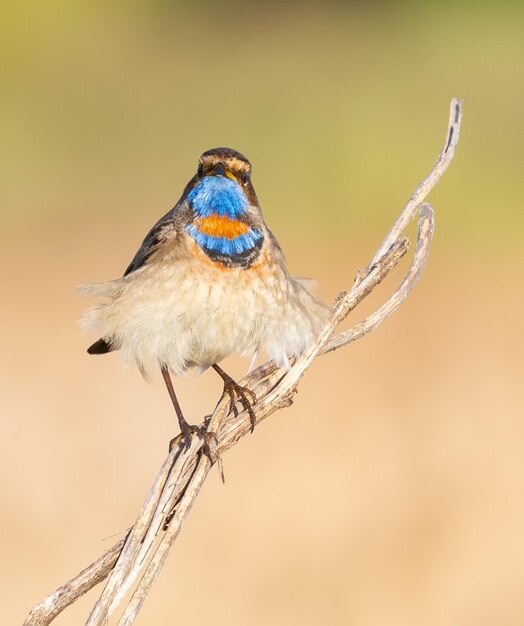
[{"x1": 81, "y1": 253, "x2": 326, "y2": 378}]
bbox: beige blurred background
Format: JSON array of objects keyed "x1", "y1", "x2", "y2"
[{"x1": 2, "y1": 2, "x2": 523, "y2": 624}]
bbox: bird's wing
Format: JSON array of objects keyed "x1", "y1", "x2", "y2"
[
  {"x1": 85, "y1": 203, "x2": 186, "y2": 355},
  {"x1": 123, "y1": 208, "x2": 178, "y2": 276}
]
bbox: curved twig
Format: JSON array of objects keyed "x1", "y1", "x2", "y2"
[
  {"x1": 24, "y1": 98, "x2": 462, "y2": 626},
  {"x1": 367, "y1": 98, "x2": 462, "y2": 269},
  {"x1": 323, "y1": 202, "x2": 434, "y2": 354}
]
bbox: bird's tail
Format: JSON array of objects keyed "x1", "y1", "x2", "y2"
[
  {"x1": 78, "y1": 280, "x2": 123, "y2": 355},
  {"x1": 87, "y1": 337, "x2": 114, "y2": 354}
]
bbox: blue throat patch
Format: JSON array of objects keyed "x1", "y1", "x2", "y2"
[
  {"x1": 187, "y1": 176, "x2": 249, "y2": 218},
  {"x1": 186, "y1": 176, "x2": 264, "y2": 266}
]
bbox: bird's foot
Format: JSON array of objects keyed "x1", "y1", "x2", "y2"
[
  {"x1": 169, "y1": 420, "x2": 218, "y2": 462},
  {"x1": 220, "y1": 375, "x2": 257, "y2": 432}
]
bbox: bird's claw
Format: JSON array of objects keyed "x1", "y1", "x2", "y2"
[
  {"x1": 169, "y1": 422, "x2": 218, "y2": 462},
  {"x1": 222, "y1": 378, "x2": 257, "y2": 432}
]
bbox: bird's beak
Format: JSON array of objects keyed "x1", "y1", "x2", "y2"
[
  {"x1": 212, "y1": 163, "x2": 226, "y2": 177},
  {"x1": 208, "y1": 163, "x2": 237, "y2": 181}
]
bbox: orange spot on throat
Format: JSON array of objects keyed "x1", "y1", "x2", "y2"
[{"x1": 195, "y1": 215, "x2": 250, "y2": 240}]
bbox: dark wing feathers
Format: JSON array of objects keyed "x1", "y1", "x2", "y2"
[{"x1": 123, "y1": 209, "x2": 176, "y2": 276}]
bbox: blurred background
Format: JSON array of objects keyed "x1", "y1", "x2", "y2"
[{"x1": 2, "y1": 1, "x2": 523, "y2": 624}]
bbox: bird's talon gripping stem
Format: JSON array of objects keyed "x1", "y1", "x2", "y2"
[
  {"x1": 169, "y1": 421, "x2": 218, "y2": 462},
  {"x1": 212, "y1": 364, "x2": 258, "y2": 432}
]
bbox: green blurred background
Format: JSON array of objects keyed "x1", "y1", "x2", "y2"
[{"x1": 2, "y1": 2, "x2": 523, "y2": 625}]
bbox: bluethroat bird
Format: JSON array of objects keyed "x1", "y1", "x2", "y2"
[{"x1": 80, "y1": 148, "x2": 327, "y2": 443}]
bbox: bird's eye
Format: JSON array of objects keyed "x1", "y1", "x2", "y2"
[{"x1": 241, "y1": 171, "x2": 249, "y2": 185}]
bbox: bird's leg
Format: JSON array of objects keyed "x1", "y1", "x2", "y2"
[
  {"x1": 161, "y1": 367, "x2": 216, "y2": 456},
  {"x1": 211, "y1": 363, "x2": 257, "y2": 432}
]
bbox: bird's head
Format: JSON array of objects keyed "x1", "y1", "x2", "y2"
[
  {"x1": 182, "y1": 147, "x2": 259, "y2": 218},
  {"x1": 197, "y1": 147, "x2": 252, "y2": 186}
]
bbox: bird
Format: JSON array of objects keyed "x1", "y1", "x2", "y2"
[{"x1": 80, "y1": 147, "x2": 328, "y2": 443}]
